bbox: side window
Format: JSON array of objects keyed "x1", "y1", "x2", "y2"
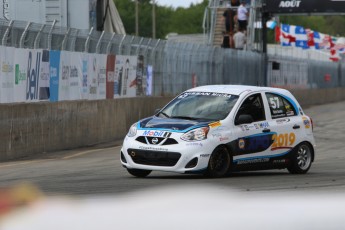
[
  {"x1": 266, "y1": 93, "x2": 296, "y2": 119},
  {"x1": 235, "y1": 93, "x2": 266, "y2": 124}
]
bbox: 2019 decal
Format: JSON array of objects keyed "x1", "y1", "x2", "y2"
[{"x1": 271, "y1": 133, "x2": 296, "y2": 151}]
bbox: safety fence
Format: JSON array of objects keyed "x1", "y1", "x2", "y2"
[{"x1": 0, "y1": 18, "x2": 344, "y2": 104}]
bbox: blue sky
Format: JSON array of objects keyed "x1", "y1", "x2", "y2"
[{"x1": 156, "y1": 0, "x2": 203, "y2": 8}]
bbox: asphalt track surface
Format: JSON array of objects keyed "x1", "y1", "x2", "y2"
[{"x1": 1, "y1": 100, "x2": 345, "y2": 196}]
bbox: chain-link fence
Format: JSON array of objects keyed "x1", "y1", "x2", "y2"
[{"x1": 0, "y1": 18, "x2": 344, "y2": 97}]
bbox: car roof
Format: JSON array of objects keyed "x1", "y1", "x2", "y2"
[{"x1": 187, "y1": 85, "x2": 290, "y2": 96}]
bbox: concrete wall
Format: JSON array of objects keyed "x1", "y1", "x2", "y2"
[
  {"x1": 1, "y1": 88, "x2": 345, "y2": 161},
  {"x1": 0, "y1": 97, "x2": 172, "y2": 161}
]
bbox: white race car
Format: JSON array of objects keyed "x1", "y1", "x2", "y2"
[{"x1": 120, "y1": 85, "x2": 315, "y2": 178}]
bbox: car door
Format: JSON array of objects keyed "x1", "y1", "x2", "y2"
[
  {"x1": 263, "y1": 92, "x2": 304, "y2": 161},
  {"x1": 232, "y1": 92, "x2": 275, "y2": 165}
]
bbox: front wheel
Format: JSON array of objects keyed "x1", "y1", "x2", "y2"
[
  {"x1": 127, "y1": 168, "x2": 152, "y2": 178},
  {"x1": 287, "y1": 143, "x2": 313, "y2": 174},
  {"x1": 205, "y1": 146, "x2": 231, "y2": 178}
]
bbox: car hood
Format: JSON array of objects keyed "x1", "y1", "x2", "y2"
[{"x1": 139, "y1": 116, "x2": 214, "y2": 131}]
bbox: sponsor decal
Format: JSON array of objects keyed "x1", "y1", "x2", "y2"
[
  {"x1": 271, "y1": 133, "x2": 296, "y2": 151},
  {"x1": 186, "y1": 143, "x2": 203, "y2": 147},
  {"x1": 276, "y1": 118, "x2": 290, "y2": 124},
  {"x1": 209, "y1": 121, "x2": 221, "y2": 128},
  {"x1": 2, "y1": 0, "x2": 10, "y2": 20},
  {"x1": 302, "y1": 117, "x2": 310, "y2": 129},
  {"x1": 279, "y1": 0, "x2": 301, "y2": 8},
  {"x1": 236, "y1": 158, "x2": 269, "y2": 165},
  {"x1": 273, "y1": 159, "x2": 286, "y2": 164},
  {"x1": 142, "y1": 130, "x2": 171, "y2": 137},
  {"x1": 200, "y1": 154, "x2": 211, "y2": 158},
  {"x1": 138, "y1": 146, "x2": 168, "y2": 151},
  {"x1": 219, "y1": 137, "x2": 229, "y2": 142},
  {"x1": 238, "y1": 139, "x2": 245, "y2": 149},
  {"x1": 212, "y1": 133, "x2": 222, "y2": 138},
  {"x1": 259, "y1": 122, "x2": 270, "y2": 129},
  {"x1": 178, "y1": 92, "x2": 233, "y2": 99},
  {"x1": 241, "y1": 122, "x2": 269, "y2": 131}
]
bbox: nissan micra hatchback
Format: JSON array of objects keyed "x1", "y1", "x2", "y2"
[{"x1": 120, "y1": 85, "x2": 315, "y2": 178}]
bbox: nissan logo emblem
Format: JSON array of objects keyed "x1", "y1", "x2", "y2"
[{"x1": 152, "y1": 138, "x2": 159, "y2": 145}]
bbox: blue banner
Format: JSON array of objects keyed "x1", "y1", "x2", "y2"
[{"x1": 49, "y1": 50, "x2": 61, "y2": 102}]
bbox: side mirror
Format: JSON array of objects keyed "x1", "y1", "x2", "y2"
[
  {"x1": 236, "y1": 114, "x2": 254, "y2": 125},
  {"x1": 154, "y1": 108, "x2": 161, "y2": 115}
]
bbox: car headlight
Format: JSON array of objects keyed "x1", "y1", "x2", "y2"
[
  {"x1": 127, "y1": 123, "x2": 138, "y2": 137},
  {"x1": 181, "y1": 127, "x2": 209, "y2": 142}
]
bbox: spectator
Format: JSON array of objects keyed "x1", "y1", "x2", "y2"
[
  {"x1": 221, "y1": 31, "x2": 230, "y2": 48},
  {"x1": 222, "y1": 4, "x2": 236, "y2": 34},
  {"x1": 237, "y1": 0, "x2": 249, "y2": 31},
  {"x1": 233, "y1": 28, "x2": 246, "y2": 49}
]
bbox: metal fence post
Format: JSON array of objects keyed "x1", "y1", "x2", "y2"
[
  {"x1": 106, "y1": 32, "x2": 116, "y2": 54},
  {"x1": 70, "y1": 30, "x2": 79, "y2": 52},
  {"x1": 135, "y1": 37, "x2": 144, "y2": 55},
  {"x1": 118, "y1": 35, "x2": 126, "y2": 55},
  {"x1": 47, "y1": 20, "x2": 57, "y2": 50},
  {"x1": 34, "y1": 24, "x2": 45, "y2": 49},
  {"x1": 1, "y1": 20, "x2": 14, "y2": 46},
  {"x1": 61, "y1": 28, "x2": 71, "y2": 51},
  {"x1": 84, "y1": 27, "x2": 94, "y2": 53},
  {"x1": 19, "y1": 22, "x2": 32, "y2": 48},
  {"x1": 96, "y1": 30, "x2": 105, "y2": 54}
]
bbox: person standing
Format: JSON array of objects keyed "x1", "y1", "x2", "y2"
[
  {"x1": 222, "y1": 4, "x2": 236, "y2": 34},
  {"x1": 233, "y1": 28, "x2": 246, "y2": 49},
  {"x1": 237, "y1": 0, "x2": 248, "y2": 31}
]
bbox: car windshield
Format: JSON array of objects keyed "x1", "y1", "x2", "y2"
[{"x1": 158, "y1": 92, "x2": 239, "y2": 121}]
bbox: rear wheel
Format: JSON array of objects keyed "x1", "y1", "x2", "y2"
[
  {"x1": 127, "y1": 168, "x2": 152, "y2": 178},
  {"x1": 205, "y1": 146, "x2": 231, "y2": 178},
  {"x1": 287, "y1": 142, "x2": 313, "y2": 174}
]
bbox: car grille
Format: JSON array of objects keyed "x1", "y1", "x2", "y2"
[
  {"x1": 136, "y1": 136, "x2": 178, "y2": 145},
  {"x1": 127, "y1": 149, "x2": 181, "y2": 167}
]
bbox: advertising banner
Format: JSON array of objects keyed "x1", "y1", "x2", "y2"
[
  {"x1": 96, "y1": 54, "x2": 107, "y2": 100},
  {"x1": 106, "y1": 55, "x2": 115, "y2": 99},
  {"x1": 114, "y1": 55, "x2": 138, "y2": 98},
  {"x1": 136, "y1": 55, "x2": 144, "y2": 96},
  {"x1": 263, "y1": 0, "x2": 345, "y2": 14},
  {"x1": 49, "y1": 50, "x2": 60, "y2": 102},
  {"x1": 14, "y1": 48, "x2": 29, "y2": 103},
  {"x1": 88, "y1": 54, "x2": 98, "y2": 100},
  {"x1": 25, "y1": 49, "x2": 44, "y2": 102},
  {"x1": 69, "y1": 52, "x2": 82, "y2": 100},
  {"x1": 0, "y1": 46, "x2": 15, "y2": 103},
  {"x1": 146, "y1": 65, "x2": 153, "y2": 96},
  {"x1": 59, "y1": 51, "x2": 71, "y2": 101},
  {"x1": 80, "y1": 53, "x2": 89, "y2": 100},
  {"x1": 39, "y1": 50, "x2": 50, "y2": 101}
]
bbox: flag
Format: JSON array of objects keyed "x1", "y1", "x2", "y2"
[
  {"x1": 275, "y1": 26, "x2": 281, "y2": 43},
  {"x1": 329, "y1": 48, "x2": 340, "y2": 62},
  {"x1": 280, "y1": 24, "x2": 308, "y2": 49}
]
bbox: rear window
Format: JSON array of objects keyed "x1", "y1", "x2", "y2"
[{"x1": 265, "y1": 93, "x2": 296, "y2": 119}]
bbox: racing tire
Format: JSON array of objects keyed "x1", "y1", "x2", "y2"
[
  {"x1": 205, "y1": 146, "x2": 231, "y2": 178},
  {"x1": 287, "y1": 142, "x2": 313, "y2": 174},
  {"x1": 127, "y1": 168, "x2": 152, "y2": 178}
]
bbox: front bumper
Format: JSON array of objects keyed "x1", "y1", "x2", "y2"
[{"x1": 120, "y1": 135, "x2": 215, "y2": 173}]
